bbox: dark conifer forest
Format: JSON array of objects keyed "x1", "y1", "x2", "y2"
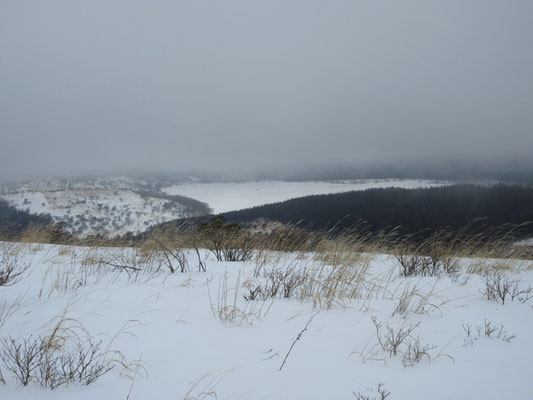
[
  {"x1": 0, "y1": 199, "x2": 53, "y2": 236},
  {"x1": 218, "y1": 185, "x2": 533, "y2": 237}
]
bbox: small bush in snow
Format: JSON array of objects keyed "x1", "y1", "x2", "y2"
[
  {"x1": 480, "y1": 271, "x2": 533, "y2": 305},
  {"x1": 0, "y1": 336, "x2": 112, "y2": 389},
  {"x1": 372, "y1": 317, "x2": 420, "y2": 357},
  {"x1": 351, "y1": 317, "x2": 451, "y2": 366},
  {"x1": 402, "y1": 337, "x2": 437, "y2": 367},
  {"x1": 0, "y1": 243, "x2": 28, "y2": 287},
  {"x1": 353, "y1": 383, "x2": 391, "y2": 400},
  {"x1": 200, "y1": 217, "x2": 252, "y2": 262},
  {"x1": 462, "y1": 319, "x2": 516, "y2": 347},
  {"x1": 0, "y1": 316, "x2": 143, "y2": 389}
]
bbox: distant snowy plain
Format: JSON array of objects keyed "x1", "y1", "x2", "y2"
[{"x1": 163, "y1": 179, "x2": 446, "y2": 214}]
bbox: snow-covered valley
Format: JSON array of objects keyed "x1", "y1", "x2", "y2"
[
  {"x1": 1, "y1": 177, "x2": 448, "y2": 237},
  {"x1": 163, "y1": 179, "x2": 447, "y2": 214}
]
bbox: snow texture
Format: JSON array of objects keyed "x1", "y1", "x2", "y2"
[{"x1": 1, "y1": 243, "x2": 532, "y2": 399}]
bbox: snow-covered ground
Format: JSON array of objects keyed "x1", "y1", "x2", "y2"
[
  {"x1": 0, "y1": 177, "x2": 201, "y2": 236},
  {"x1": 1, "y1": 242, "x2": 532, "y2": 399},
  {"x1": 163, "y1": 179, "x2": 447, "y2": 214},
  {"x1": 1, "y1": 188, "x2": 189, "y2": 236}
]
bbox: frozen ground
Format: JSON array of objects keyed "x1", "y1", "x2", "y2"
[
  {"x1": 163, "y1": 179, "x2": 447, "y2": 214},
  {"x1": 1, "y1": 242, "x2": 532, "y2": 399}
]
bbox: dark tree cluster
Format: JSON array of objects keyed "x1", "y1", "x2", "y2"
[
  {"x1": 134, "y1": 190, "x2": 210, "y2": 216},
  {"x1": 220, "y1": 184, "x2": 533, "y2": 238},
  {"x1": 0, "y1": 199, "x2": 53, "y2": 237}
]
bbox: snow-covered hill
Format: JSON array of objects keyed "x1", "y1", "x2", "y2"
[{"x1": 0, "y1": 177, "x2": 207, "y2": 236}]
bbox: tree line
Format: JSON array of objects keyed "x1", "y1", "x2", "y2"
[
  {"x1": 219, "y1": 184, "x2": 533, "y2": 238},
  {"x1": 0, "y1": 199, "x2": 53, "y2": 237}
]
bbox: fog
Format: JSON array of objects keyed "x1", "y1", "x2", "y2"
[{"x1": 1, "y1": 1, "x2": 532, "y2": 181}]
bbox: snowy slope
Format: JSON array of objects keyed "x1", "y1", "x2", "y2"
[
  {"x1": 0, "y1": 177, "x2": 202, "y2": 236},
  {"x1": 163, "y1": 179, "x2": 447, "y2": 214},
  {"x1": 1, "y1": 242, "x2": 531, "y2": 399}
]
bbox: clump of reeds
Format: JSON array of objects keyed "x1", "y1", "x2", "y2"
[{"x1": 207, "y1": 271, "x2": 273, "y2": 325}]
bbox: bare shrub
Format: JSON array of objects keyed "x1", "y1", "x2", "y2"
[
  {"x1": 480, "y1": 271, "x2": 533, "y2": 305},
  {"x1": 142, "y1": 225, "x2": 207, "y2": 273},
  {"x1": 152, "y1": 237, "x2": 189, "y2": 273},
  {"x1": 0, "y1": 316, "x2": 140, "y2": 389},
  {"x1": 353, "y1": 383, "x2": 391, "y2": 400},
  {"x1": 244, "y1": 266, "x2": 306, "y2": 301},
  {"x1": 247, "y1": 250, "x2": 374, "y2": 309},
  {"x1": 394, "y1": 245, "x2": 428, "y2": 277},
  {"x1": 0, "y1": 335, "x2": 113, "y2": 388},
  {"x1": 351, "y1": 317, "x2": 451, "y2": 366},
  {"x1": 0, "y1": 336, "x2": 42, "y2": 386},
  {"x1": 402, "y1": 337, "x2": 436, "y2": 367},
  {"x1": 389, "y1": 222, "x2": 533, "y2": 278},
  {"x1": 200, "y1": 217, "x2": 252, "y2": 262},
  {"x1": 393, "y1": 237, "x2": 460, "y2": 278},
  {"x1": 463, "y1": 319, "x2": 516, "y2": 347},
  {"x1": 372, "y1": 317, "x2": 420, "y2": 357},
  {"x1": 0, "y1": 243, "x2": 28, "y2": 287}
]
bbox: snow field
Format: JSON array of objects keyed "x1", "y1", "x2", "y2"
[
  {"x1": 0, "y1": 242, "x2": 532, "y2": 399},
  {"x1": 163, "y1": 179, "x2": 447, "y2": 214}
]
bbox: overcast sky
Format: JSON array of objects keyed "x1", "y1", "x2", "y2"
[{"x1": 1, "y1": 1, "x2": 532, "y2": 181}]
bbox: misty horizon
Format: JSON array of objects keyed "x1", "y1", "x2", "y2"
[{"x1": 1, "y1": 1, "x2": 533, "y2": 181}]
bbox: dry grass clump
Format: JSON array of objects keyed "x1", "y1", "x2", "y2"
[
  {"x1": 5, "y1": 220, "x2": 533, "y2": 266},
  {"x1": 466, "y1": 260, "x2": 517, "y2": 275},
  {"x1": 183, "y1": 369, "x2": 237, "y2": 400},
  {"x1": 391, "y1": 280, "x2": 447, "y2": 318},
  {"x1": 391, "y1": 222, "x2": 533, "y2": 278},
  {"x1": 244, "y1": 247, "x2": 378, "y2": 310},
  {"x1": 198, "y1": 217, "x2": 253, "y2": 262},
  {"x1": 17, "y1": 226, "x2": 66, "y2": 245},
  {"x1": 301, "y1": 259, "x2": 373, "y2": 309},
  {"x1": 208, "y1": 271, "x2": 273, "y2": 325}
]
